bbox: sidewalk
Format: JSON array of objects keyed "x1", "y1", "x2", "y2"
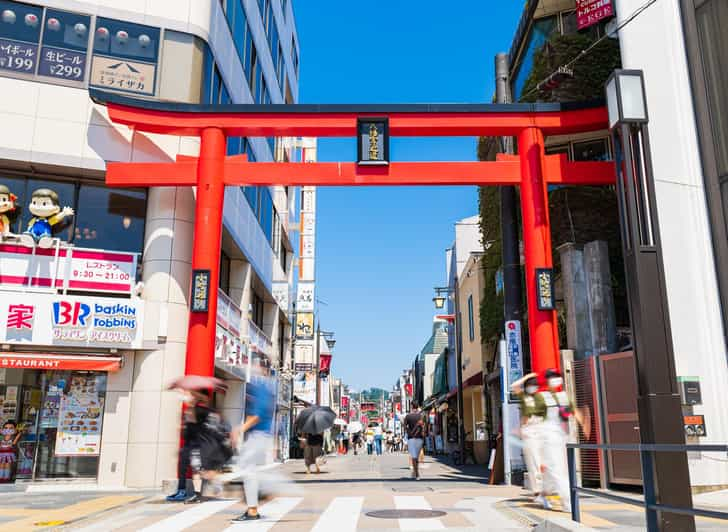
[{"x1": 0, "y1": 486, "x2": 157, "y2": 531}]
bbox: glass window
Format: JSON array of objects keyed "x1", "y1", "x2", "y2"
[
  {"x1": 212, "y1": 66, "x2": 221, "y2": 104},
  {"x1": 512, "y1": 16, "x2": 558, "y2": 100},
  {"x1": 561, "y1": 11, "x2": 578, "y2": 35},
  {"x1": 225, "y1": 0, "x2": 236, "y2": 24},
  {"x1": 93, "y1": 17, "x2": 159, "y2": 62},
  {"x1": 0, "y1": 0, "x2": 42, "y2": 43},
  {"x1": 467, "y1": 295, "x2": 475, "y2": 341},
  {"x1": 219, "y1": 250, "x2": 231, "y2": 294},
  {"x1": 233, "y1": 1, "x2": 247, "y2": 64},
  {"x1": 259, "y1": 187, "x2": 273, "y2": 243},
  {"x1": 696, "y1": 0, "x2": 728, "y2": 178},
  {"x1": 248, "y1": 42, "x2": 258, "y2": 95},
  {"x1": 74, "y1": 185, "x2": 146, "y2": 252},
  {"x1": 244, "y1": 185, "x2": 259, "y2": 216},
  {"x1": 252, "y1": 292, "x2": 264, "y2": 329},
  {"x1": 573, "y1": 138, "x2": 610, "y2": 161},
  {"x1": 243, "y1": 27, "x2": 252, "y2": 79},
  {"x1": 202, "y1": 46, "x2": 214, "y2": 103},
  {"x1": 220, "y1": 81, "x2": 230, "y2": 104},
  {"x1": 42, "y1": 9, "x2": 90, "y2": 52},
  {"x1": 227, "y1": 136, "x2": 240, "y2": 156}
]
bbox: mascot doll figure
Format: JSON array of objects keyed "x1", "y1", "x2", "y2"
[
  {"x1": 22, "y1": 188, "x2": 74, "y2": 248},
  {"x1": 0, "y1": 184, "x2": 20, "y2": 239}
]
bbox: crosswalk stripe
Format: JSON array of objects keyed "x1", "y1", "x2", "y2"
[
  {"x1": 137, "y1": 499, "x2": 239, "y2": 532},
  {"x1": 311, "y1": 496, "x2": 364, "y2": 532},
  {"x1": 223, "y1": 497, "x2": 303, "y2": 531},
  {"x1": 394, "y1": 495, "x2": 445, "y2": 531}
]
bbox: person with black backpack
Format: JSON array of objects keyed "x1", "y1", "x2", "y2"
[
  {"x1": 403, "y1": 402, "x2": 426, "y2": 479},
  {"x1": 168, "y1": 390, "x2": 232, "y2": 504}
]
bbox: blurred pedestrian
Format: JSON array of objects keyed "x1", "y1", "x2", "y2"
[
  {"x1": 231, "y1": 370, "x2": 276, "y2": 522},
  {"x1": 304, "y1": 432, "x2": 323, "y2": 474},
  {"x1": 512, "y1": 372, "x2": 549, "y2": 509},
  {"x1": 352, "y1": 431, "x2": 362, "y2": 455},
  {"x1": 538, "y1": 368, "x2": 589, "y2": 513},
  {"x1": 342, "y1": 430, "x2": 350, "y2": 454},
  {"x1": 0, "y1": 420, "x2": 22, "y2": 483},
  {"x1": 365, "y1": 427, "x2": 374, "y2": 455},
  {"x1": 404, "y1": 402, "x2": 425, "y2": 479},
  {"x1": 168, "y1": 390, "x2": 231, "y2": 504}
]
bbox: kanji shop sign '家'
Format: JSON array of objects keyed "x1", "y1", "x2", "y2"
[{"x1": 576, "y1": 0, "x2": 614, "y2": 30}]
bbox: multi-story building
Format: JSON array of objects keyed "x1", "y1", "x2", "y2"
[
  {"x1": 0, "y1": 0, "x2": 300, "y2": 488},
  {"x1": 499, "y1": 0, "x2": 728, "y2": 490}
]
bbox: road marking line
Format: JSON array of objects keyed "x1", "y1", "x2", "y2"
[
  {"x1": 223, "y1": 497, "x2": 303, "y2": 531},
  {"x1": 138, "y1": 499, "x2": 238, "y2": 532},
  {"x1": 394, "y1": 495, "x2": 445, "y2": 531},
  {"x1": 311, "y1": 496, "x2": 363, "y2": 532}
]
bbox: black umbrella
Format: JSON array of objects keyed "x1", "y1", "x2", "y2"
[{"x1": 295, "y1": 406, "x2": 336, "y2": 434}]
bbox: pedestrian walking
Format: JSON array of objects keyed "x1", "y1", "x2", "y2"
[
  {"x1": 403, "y1": 402, "x2": 425, "y2": 479},
  {"x1": 303, "y1": 432, "x2": 324, "y2": 474},
  {"x1": 374, "y1": 423, "x2": 383, "y2": 455},
  {"x1": 230, "y1": 371, "x2": 277, "y2": 522},
  {"x1": 538, "y1": 368, "x2": 590, "y2": 513},
  {"x1": 365, "y1": 427, "x2": 374, "y2": 455},
  {"x1": 167, "y1": 389, "x2": 231, "y2": 503},
  {"x1": 512, "y1": 372, "x2": 549, "y2": 509},
  {"x1": 352, "y1": 431, "x2": 362, "y2": 455},
  {"x1": 342, "y1": 430, "x2": 350, "y2": 454}
]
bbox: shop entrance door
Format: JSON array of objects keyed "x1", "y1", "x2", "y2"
[{"x1": 15, "y1": 371, "x2": 106, "y2": 481}]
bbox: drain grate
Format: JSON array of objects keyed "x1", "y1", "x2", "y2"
[{"x1": 366, "y1": 509, "x2": 446, "y2": 519}]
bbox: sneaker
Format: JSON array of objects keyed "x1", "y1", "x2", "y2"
[
  {"x1": 165, "y1": 489, "x2": 187, "y2": 502},
  {"x1": 232, "y1": 512, "x2": 261, "y2": 522},
  {"x1": 184, "y1": 493, "x2": 204, "y2": 504},
  {"x1": 535, "y1": 495, "x2": 552, "y2": 510}
]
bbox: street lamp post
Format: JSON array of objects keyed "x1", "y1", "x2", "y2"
[
  {"x1": 433, "y1": 285, "x2": 466, "y2": 461},
  {"x1": 606, "y1": 69, "x2": 695, "y2": 532}
]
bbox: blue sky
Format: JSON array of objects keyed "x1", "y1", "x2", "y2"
[{"x1": 294, "y1": 2, "x2": 523, "y2": 391}]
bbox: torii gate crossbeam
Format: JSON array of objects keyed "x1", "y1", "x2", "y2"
[{"x1": 89, "y1": 89, "x2": 615, "y2": 380}]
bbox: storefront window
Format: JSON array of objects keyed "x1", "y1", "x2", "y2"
[
  {"x1": 573, "y1": 138, "x2": 610, "y2": 161},
  {"x1": 73, "y1": 185, "x2": 146, "y2": 252},
  {"x1": 1, "y1": 369, "x2": 106, "y2": 482},
  {"x1": 0, "y1": 176, "x2": 146, "y2": 253}
]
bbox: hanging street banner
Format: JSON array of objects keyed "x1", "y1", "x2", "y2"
[
  {"x1": 295, "y1": 312, "x2": 314, "y2": 340},
  {"x1": 576, "y1": 0, "x2": 614, "y2": 30}
]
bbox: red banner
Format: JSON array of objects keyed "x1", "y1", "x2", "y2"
[
  {"x1": 0, "y1": 353, "x2": 121, "y2": 371},
  {"x1": 404, "y1": 383, "x2": 413, "y2": 397},
  {"x1": 576, "y1": 0, "x2": 613, "y2": 30},
  {"x1": 319, "y1": 353, "x2": 332, "y2": 374},
  {"x1": 360, "y1": 402, "x2": 376, "y2": 412},
  {"x1": 341, "y1": 395, "x2": 349, "y2": 409}
]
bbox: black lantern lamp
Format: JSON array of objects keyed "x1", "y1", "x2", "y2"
[{"x1": 606, "y1": 69, "x2": 695, "y2": 532}]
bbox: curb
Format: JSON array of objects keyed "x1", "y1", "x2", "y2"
[{"x1": 533, "y1": 515, "x2": 599, "y2": 532}]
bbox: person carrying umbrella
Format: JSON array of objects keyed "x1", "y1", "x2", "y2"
[
  {"x1": 165, "y1": 376, "x2": 231, "y2": 504},
  {"x1": 294, "y1": 405, "x2": 336, "y2": 472}
]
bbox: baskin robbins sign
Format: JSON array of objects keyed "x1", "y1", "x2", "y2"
[{"x1": 0, "y1": 293, "x2": 144, "y2": 349}]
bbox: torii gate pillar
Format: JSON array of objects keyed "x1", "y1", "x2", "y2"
[
  {"x1": 185, "y1": 128, "x2": 226, "y2": 377},
  {"x1": 519, "y1": 127, "x2": 560, "y2": 375}
]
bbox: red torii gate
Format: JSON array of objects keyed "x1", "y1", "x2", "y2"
[{"x1": 90, "y1": 90, "x2": 614, "y2": 379}]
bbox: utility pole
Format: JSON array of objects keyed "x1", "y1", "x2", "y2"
[
  {"x1": 495, "y1": 53, "x2": 524, "y2": 339},
  {"x1": 494, "y1": 51, "x2": 524, "y2": 486},
  {"x1": 315, "y1": 322, "x2": 321, "y2": 406}
]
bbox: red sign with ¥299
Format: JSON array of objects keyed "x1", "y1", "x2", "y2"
[{"x1": 576, "y1": 0, "x2": 613, "y2": 30}]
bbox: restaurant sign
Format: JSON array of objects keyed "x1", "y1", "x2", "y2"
[
  {"x1": 89, "y1": 55, "x2": 155, "y2": 95},
  {"x1": 576, "y1": 0, "x2": 613, "y2": 30},
  {"x1": 0, "y1": 292, "x2": 144, "y2": 349},
  {"x1": 536, "y1": 268, "x2": 555, "y2": 311},
  {"x1": 0, "y1": 244, "x2": 138, "y2": 294}
]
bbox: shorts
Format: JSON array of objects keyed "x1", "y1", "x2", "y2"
[{"x1": 407, "y1": 438, "x2": 423, "y2": 459}]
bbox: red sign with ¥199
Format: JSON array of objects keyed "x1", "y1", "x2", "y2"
[{"x1": 576, "y1": 0, "x2": 614, "y2": 30}]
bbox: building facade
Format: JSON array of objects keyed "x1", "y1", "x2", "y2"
[{"x1": 0, "y1": 0, "x2": 300, "y2": 488}]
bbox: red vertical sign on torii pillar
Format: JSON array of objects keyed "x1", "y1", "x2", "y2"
[{"x1": 91, "y1": 90, "x2": 614, "y2": 379}]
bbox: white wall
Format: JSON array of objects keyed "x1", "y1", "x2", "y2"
[{"x1": 615, "y1": 0, "x2": 728, "y2": 487}]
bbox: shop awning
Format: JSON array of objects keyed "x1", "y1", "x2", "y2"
[{"x1": 0, "y1": 353, "x2": 122, "y2": 371}]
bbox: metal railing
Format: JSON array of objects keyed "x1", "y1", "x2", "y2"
[{"x1": 567, "y1": 442, "x2": 728, "y2": 531}]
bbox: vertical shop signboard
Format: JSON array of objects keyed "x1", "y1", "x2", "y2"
[
  {"x1": 576, "y1": 0, "x2": 614, "y2": 30},
  {"x1": 505, "y1": 320, "x2": 523, "y2": 402}
]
